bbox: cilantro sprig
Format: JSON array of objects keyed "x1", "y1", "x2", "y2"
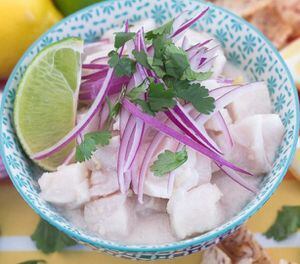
[
  {"x1": 108, "y1": 50, "x2": 136, "y2": 77},
  {"x1": 264, "y1": 206, "x2": 300, "y2": 241},
  {"x1": 114, "y1": 32, "x2": 136, "y2": 49},
  {"x1": 150, "y1": 148, "x2": 188, "y2": 176},
  {"x1": 31, "y1": 218, "x2": 77, "y2": 254},
  {"x1": 75, "y1": 130, "x2": 112, "y2": 162},
  {"x1": 110, "y1": 19, "x2": 215, "y2": 116}
]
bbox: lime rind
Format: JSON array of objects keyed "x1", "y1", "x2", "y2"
[{"x1": 14, "y1": 37, "x2": 83, "y2": 171}]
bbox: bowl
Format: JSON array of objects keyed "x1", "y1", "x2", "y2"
[{"x1": 1, "y1": 0, "x2": 299, "y2": 260}]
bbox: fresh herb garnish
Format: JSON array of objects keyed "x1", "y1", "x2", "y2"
[
  {"x1": 145, "y1": 19, "x2": 174, "y2": 40},
  {"x1": 148, "y1": 82, "x2": 176, "y2": 112},
  {"x1": 151, "y1": 148, "x2": 188, "y2": 176},
  {"x1": 182, "y1": 68, "x2": 213, "y2": 81},
  {"x1": 114, "y1": 32, "x2": 136, "y2": 49},
  {"x1": 264, "y1": 206, "x2": 300, "y2": 241},
  {"x1": 126, "y1": 82, "x2": 148, "y2": 101},
  {"x1": 75, "y1": 130, "x2": 112, "y2": 162},
  {"x1": 127, "y1": 81, "x2": 176, "y2": 115},
  {"x1": 108, "y1": 50, "x2": 136, "y2": 77},
  {"x1": 134, "y1": 98, "x2": 156, "y2": 116},
  {"x1": 18, "y1": 260, "x2": 47, "y2": 264},
  {"x1": 31, "y1": 218, "x2": 77, "y2": 254},
  {"x1": 132, "y1": 50, "x2": 152, "y2": 69},
  {"x1": 163, "y1": 44, "x2": 190, "y2": 78},
  {"x1": 172, "y1": 79, "x2": 215, "y2": 114}
]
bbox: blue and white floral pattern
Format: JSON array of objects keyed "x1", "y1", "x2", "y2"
[
  {"x1": 242, "y1": 34, "x2": 256, "y2": 54},
  {"x1": 0, "y1": 0, "x2": 298, "y2": 261}
]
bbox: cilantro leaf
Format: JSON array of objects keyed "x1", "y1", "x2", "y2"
[
  {"x1": 182, "y1": 68, "x2": 213, "y2": 81},
  {"x1": 148, "y1": 82, "x2": 176, "y2": 112},
  {"x1": 132, "y1": 50, "x2": 152, "y2": 69},
  {"x1": 145, "y1": 19, "x2": 174, "y2": 40},
  {"x1": 114, "y1": 32, "x2": 135, "y2": 49},
  {"x1": 163, "y1": 44, "x2": 190, "y2": 78},
  {"x1": 31, "y1": 219, "x2": 76, "y2": 254},
  {"x1": 264, "y1": 206, "x2": 300, "y2": 241},
  {"x1": 108, "y1": 51, "x2": 136, "y2": 77},
  {"x1": 18, "y1": 260, "x2": 46, "y2": 264},
  {"x1": 75, "y1": 130, "x2": 112, "y2": 162},
  {"x1": 126, "y1": 82, "x2": 148, "y2": 101},
  {"x1": 134, "y1": 99, "x2": 155, "y2": 116},
  {"x1": 173, "y1": 79, "x2": 215, "y2": 114},
  {"x1": 150, "y1": 148, "x2": 188, "y2": 176}
]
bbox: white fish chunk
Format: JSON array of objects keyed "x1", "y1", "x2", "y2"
[
  {"x1": 173, "y1": 148, "x2": 211, "y2": 190},
  {"x1": 212, "y1": 171, "x2": 261, "y2": 219},
  {"x1": 181, "y1": 29, "x2": 226, "y2": 77},
  {"x1": 89, "y1": 169, "x2": 119, "y2": 198},
  {"x1": 227, "y1": 82, "x2": 272, "y2": 121},
  {"x1": 84, "y1": 193, "x2": 135, "y2": 239},
  {"x1": 215, "y1": 114, "x2": 284, "y2": 175},
  {"x1": 61, "y1": 208, "x2": 87, "y2": 229},
  {"x1": 135, "y1": 195, "x2": 168, "y2": 217},
  {"x1": 85, "y1": 135, "x2": 119, "y2": 171},
  {"x1": 38, "y1": 163, "x2": 90, "y2": 209},
  {"x1": 205, "y1": 108, "x2": 233, "y2": 132},
  {"x1": 167, "y1": 183, "x2": 223, "y2": 239},
  {"x1": 126, "y1": 213, "x2": 178, "y2": 245},
  {"x1": 143, "y1": 139, "x2": 211, "y2": 198}
]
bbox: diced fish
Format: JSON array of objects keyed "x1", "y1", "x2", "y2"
[
  {"x1": 143, "y1": 138, "x2": 211, "y2": 198},
  {"x1": 212, "y1": 171, "x2": 260, "y2": 219},
  {"x1": 38, "y1": 163, "x2": 90, "y2": 209},
  {"x1": 89, "y1": 169, "x2": 119, "y2": 198},
  {"x1": 84, "y1": 192, "x2": 135, "y2": 239},
  {"x1": 227, "y1": 82, "x2": 272, "y2": 121},
  {"x1": 215, "y1": 114, "x2": 284, "y2": 175},
  {"x1": 167, "y1": 183, "x2": 223, "y2": 239},
  {"x1": 85, "y1": 135, "x2": 119, "y2": 171}
]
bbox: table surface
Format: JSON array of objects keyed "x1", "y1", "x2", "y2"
[{"x1": 0, "y1": 173, "x2": 299, "y2": 264}]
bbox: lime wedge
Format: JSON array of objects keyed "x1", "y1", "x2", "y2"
[{"x1": 14, "y1": 38, "x2": 83, "y2": 171}]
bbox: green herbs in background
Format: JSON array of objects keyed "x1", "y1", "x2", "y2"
[
  {"x1": 31, "y1": 218, "x2": 77, "y2": 254},
  {"x1": 150, "y1": 148, "x2": 188, "y2": 176},
  {"x1": 75, "y1": 130, "x2": 112, "y2": 162},
  {"x1": 18, "y1": 260, "x2": 47, "y2": 264},
  {"x1": 109, "y1": 19, "x2": 215, "y2": 116},
  {"x1": 264, "y1": 205, "x2": 300, "y2": 241}
]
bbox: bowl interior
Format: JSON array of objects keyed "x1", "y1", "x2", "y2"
[{"x1": 1, "y1": 0, "x2": 299, "y2": 253}]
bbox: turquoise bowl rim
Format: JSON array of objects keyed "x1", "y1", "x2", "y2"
[{"x1": 1, "y1": 0, "x2": 299, "y2": 253}]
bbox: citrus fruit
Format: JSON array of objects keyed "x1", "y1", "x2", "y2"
[
  {"x1": 0, "y1": 0, "x2": 62, "y2": 79},
  {"x1": 53, "y1": 0, "x2": 101, "y2": 16},
  {"x1": 14, "y1": 38, "x2": 83, "y2": 171}
]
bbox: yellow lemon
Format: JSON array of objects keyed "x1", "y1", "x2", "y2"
[
  {"x1": 290, "y1": 139, "x2": 300, "y2": 181},
  {"x1": 0, "y1": 0, "x2": 62, "y2": 79}
]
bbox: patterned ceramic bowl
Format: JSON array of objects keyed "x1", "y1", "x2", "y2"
[{"x1": 0, "y1": 0, "x2": 299, "y2": 260}]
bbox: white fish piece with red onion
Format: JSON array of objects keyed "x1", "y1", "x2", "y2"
[
  {"x1": 35, "y1": 11, "x2": 285, "y2": 244},
  {"x1": 214, "y1": 114, "x2": 284, "y2": 175}
]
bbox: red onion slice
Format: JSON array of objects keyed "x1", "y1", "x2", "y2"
[
  {"x1": 123, "y1": 99, "x2": 251, "y2": 175},
  {"x1": 196, "y1": 82, "x2": 263, "y2": 125},
  {"x1": 171, "y1": 7, "x2": 210, "y2": 38},
  {"x1": 216, "y1": 164, "x2": 258, "y2": 193},
  {"x1": 117, "y1": 115, "x2": 136, "y2": 193}
]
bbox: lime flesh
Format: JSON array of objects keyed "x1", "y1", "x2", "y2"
[{"x1": 14, "y1": 38, "x2": 83, "y2": 171}]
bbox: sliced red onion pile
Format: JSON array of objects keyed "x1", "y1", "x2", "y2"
[{"x1": 31, "y1": 9, "x2": 259, "y2": 200}]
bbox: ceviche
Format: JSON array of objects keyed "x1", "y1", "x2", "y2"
[{"x1": 14, "y1": 8, "x2": 284, "y2": 244}]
